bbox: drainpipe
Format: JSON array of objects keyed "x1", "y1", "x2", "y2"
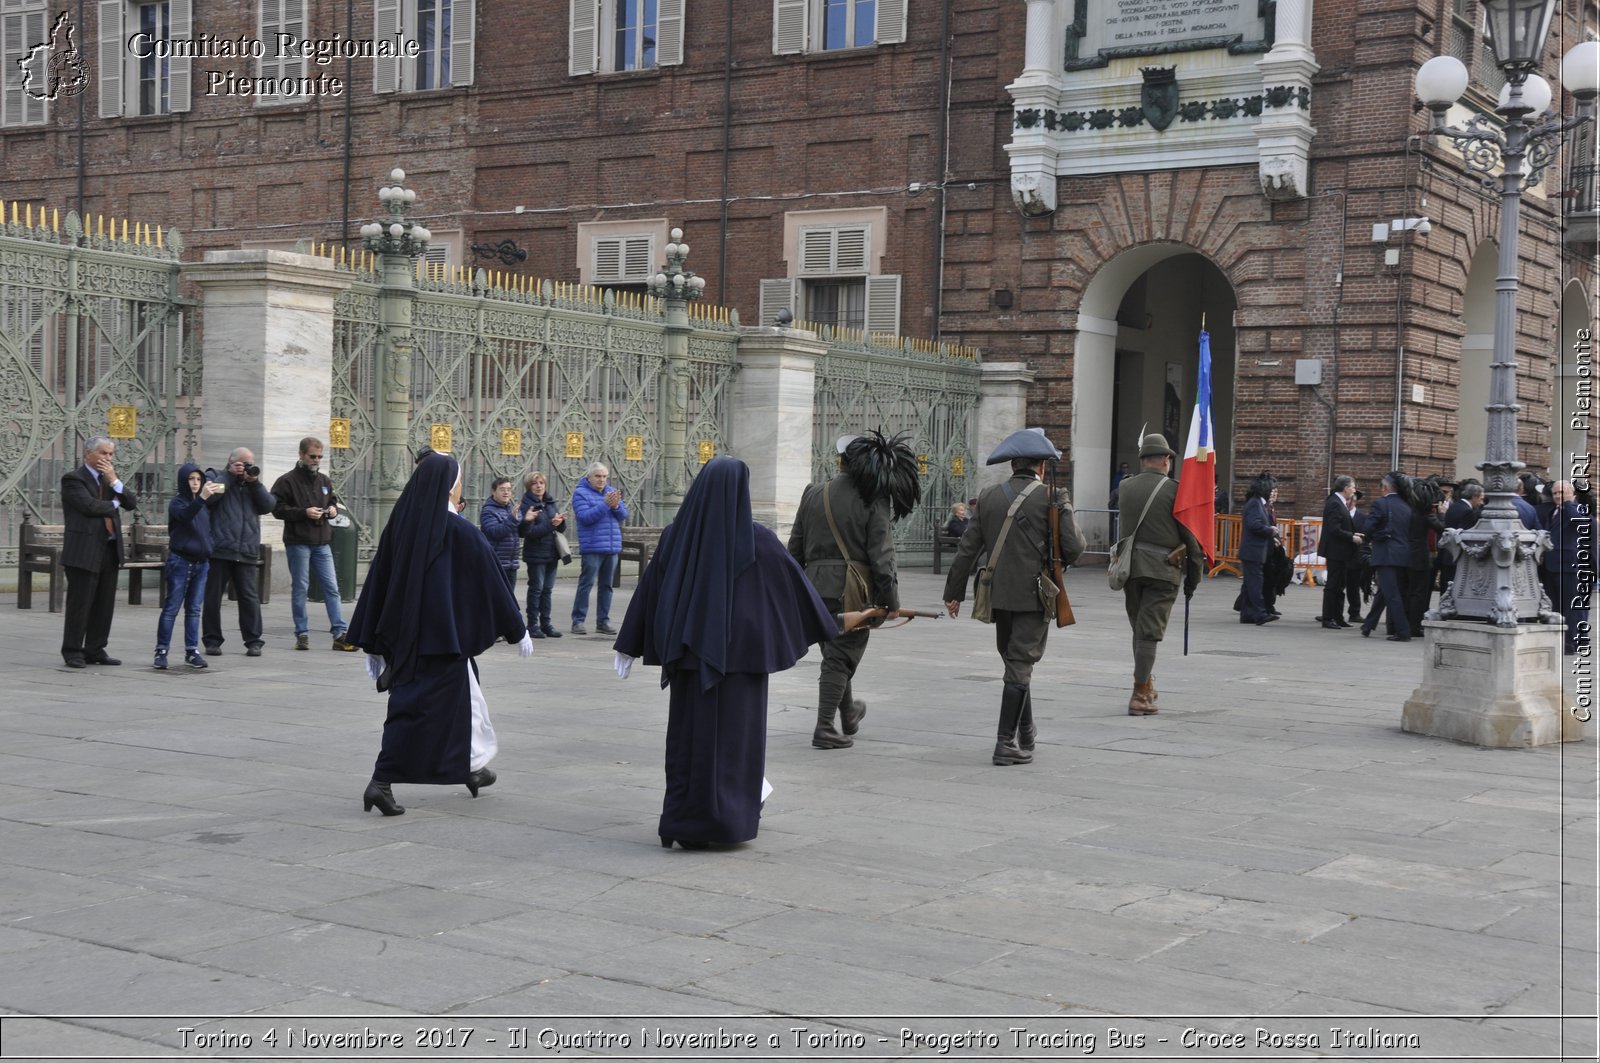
[
  {"x1": 717, "y1": 0, "x2": 733, "y2": 306},
  {"x1": 930, "y1": 0, "x2": 952, "y2": 339}
]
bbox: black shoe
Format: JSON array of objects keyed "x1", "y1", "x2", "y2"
[
  {"x1": 1320, "y1": 620, "x2": 1343, "y2": 630},
  {"x1": 1360, "y1": 626, "x2": 1373, "y2": 637},
  {"x1": 1386, "y1": 634, "x2": 1412, "y2": 642},
  {"x1": 64, "y1": 657, "x2": 86, "y2": 669},
  {"x1": 1253, "y1": 615, "x2": 1278, "y2": 625},
  {"x1": 529, "y1": 626, "x2": 545, "y2": 639},
  {"x1": 466, "y1": 768, "x2": 497, "y2": 798},
  {"x1": 1349, "y1": 613, "x2": 1364, "y2": 624},
  {"x1": 363, "y1": 781, "x2": 404, "y2": 816},
  {"x1": 660, "y1": 836, "x2": 709, "y2": 850},
  {"x1": 541, "y1": 624, "x2": 563, "y2": 639},
  {"x1": 87, "y1": 655, "x2": 121, "y2": 666},
  {"x1": 1334, "y1": 619, "x2": 1352, "y2": 628},
  {"x1": 840, "y1": 699, "x2": 867, "y2": 736},
  {"x1": 184, "y1": 650, "x2": 208, "y2": 669},
  {"x1": 812, "y1": 723, "x2": 853, "y2": 749},
  {"x1": 570, "y1": 624, "x2": 587, "y2": 635},
  {"x1": 596, "y1": 623, "x2": 616, "y2": 635},
  {"x1": 246, "y1": 644, "x2": 263, "y2": 657},
  {"x1": 1268, "y1": 609, "x2": 1282, "y2": 618},
  {"x1": 204, "y1": 645, "x2": 222, "y2": 657}
]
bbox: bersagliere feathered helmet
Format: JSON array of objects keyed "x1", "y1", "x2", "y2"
[{"x1": 842, "y1": 429, "x2": 921, "y2": 521}]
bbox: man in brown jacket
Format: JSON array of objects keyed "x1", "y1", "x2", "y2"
[
  {"x1": 943, "y1": 428, "x2": 1083, "y2": 765},
  {"x1": 788, "y1": 433, "x2": 914, "y2": 749},
  {"x1": 1116, "y1": 433, "x2": 1204, "y2": 715}
]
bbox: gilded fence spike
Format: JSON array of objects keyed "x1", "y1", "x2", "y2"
[
  {"x1": 26, "y1": 203, "x2": 33, "y2": 229},
  {"x1": 52, "y1": 207, "x2": 59, "y2": 233}
]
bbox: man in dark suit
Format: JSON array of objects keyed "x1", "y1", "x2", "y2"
[
  {"x1": 1360, "y1": 472, "x2": 1414, "y2": 641},
  {"x1": 1439, "y1": 481, "x2": 1483, "y2": 593},
  {"x1": 944, "y1": 428, "x2": 1084, "y2": 761},
  {"x1": 60, "y1": 437, "x2": 139, "y2": 668},
  {"x1": 788, "y1": 433, "x2": 911, "y2": 750},
  {"x1": 1318, "y1": 475, "x2": 1363, "y2": 629}
]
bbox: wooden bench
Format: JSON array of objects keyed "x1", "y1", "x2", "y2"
[
  {"x1": 17, "y1": 521, "x2": 66, "y2": 612},
  {"x1": 615, "y1": 527, "x2": 663, "y2": 588},
  {"x1": 930, "y1": 532, "x2": 961, "y2": 574},
  {"x1": 125, "y1": 522, "x2": 169, "y2": 605}
]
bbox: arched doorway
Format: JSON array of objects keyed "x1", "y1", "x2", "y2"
[
  {"x1": 1455, "y1": 243, "x2": 1497, "y2": 480},
  {"x1": 1072, "y1": 246, "x2": 1238, "y2": 533}
]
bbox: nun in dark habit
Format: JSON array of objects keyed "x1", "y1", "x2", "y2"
[
  {"x1": 349, "y1": 452, "x2": 533, "y2": 816},
  {"x1": 613, "y1": 456, "x2": 879, "y2": 850}
]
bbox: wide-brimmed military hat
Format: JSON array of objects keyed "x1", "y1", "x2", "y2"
[
  {"x1": 985, "y1": 427, "x2": 1061, "y2": 465},
  {"x1": 1138, "y1": 432, "x2": 1175, "y2": 459}
]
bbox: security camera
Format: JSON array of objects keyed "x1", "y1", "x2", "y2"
[{"x1": 1414, "y1": 217, "x2": 1432, "y2": 235}]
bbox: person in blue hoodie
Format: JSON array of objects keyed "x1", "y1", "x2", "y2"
[
  {"x1": 156, "y1": 463, "x2": 223, "y2": 670},
  {"x1": 478, "y1": 477, "x2": 525, "y2": 593}
]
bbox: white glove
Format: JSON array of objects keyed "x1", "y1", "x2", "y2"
[
  {"x1": 614, "y1": 652, "x2": 634, "y2": 679},
  {"x1": 365, "y1": 654, "x2": 383, "y2": 679},
  {"x1": 518, "y1": 633, "x2": 535, "y2": 658}
]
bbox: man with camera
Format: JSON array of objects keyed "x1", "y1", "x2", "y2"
[
  {"x1": 272, "y1": 436, "x2": 357, "y2": 652},
  {"x1": 202, "y1": 447, "x2": 277, "y2": 657}
]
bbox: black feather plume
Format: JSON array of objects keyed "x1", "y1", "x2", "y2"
[{"x1": 843, "y1": 430, "x2": 922, "y2": 521}]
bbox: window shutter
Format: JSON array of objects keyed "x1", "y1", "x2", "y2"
[
  {"x1": 758, "y1": 278, "x2": 797, "y2": 327},
  {"x1": 593, "y1": 237, "x2": 623, "y2": 281},
  {"x1": 621, "y1": 236, "x2": 654, "y2": 280},
  {"x1": 98, "y1": 0, "x2": 122, "y2": 118},
  {"x1": 656, "y1": 0, "x2": 684, "y2": 65},
  {"x1": 834, "y1": 226, "x2": 868, "y2": 272},
  {"x1": 875, "y1": 0, "x2": 906, "y2": 44},
  {"x1": 450, "y1": 0, "x2": 474, "y2": 86},
  {"x1": 422, "y1": 243, "x2": 451, "y2": 266},
  {"x1": 773, "y1": 0, "x2": 805, "y2": 54},
  {"x1": 864, "y1": 274, "x2": 901, "y2": 335},
  {"x1": 373, "y1": 0, "x2": 401, "y2": 92},
  {"x1": 168, "y1": 0, "x2": 192, "y2": 111},
  {"x1": 569, "y1": 0, "x2": 597, "y2": 75},
  {"x1": 799, "y1": 229, "x2": 835, "y2": 276}
]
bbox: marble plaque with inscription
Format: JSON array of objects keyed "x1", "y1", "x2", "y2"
[{"x1": 1082, "y1": 0, "x2": 1263, "y2": 58}]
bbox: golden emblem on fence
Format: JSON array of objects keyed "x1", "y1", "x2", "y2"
[
  {"x1": 697, "y1": 440, "x2": 715, "y2": 464},
  {"x1": 500, "y1": 429, "x2": 522, "y2": 456},
  {"x1": 917, "y1": 453, "x2": 929, "y2": 476},
  {"x1": 328, "y1": 418, "x2": 351, "y2": 449},
  {"x1": 565, "y1": 432, "x2": 584, "y2": 459},
  {"x1": 624, "y1": 436, "x2": 643, "y2": 461},
  {"x1": 430, "y1": 424, "x2": 453, "y2": 453},
  {"x1": 951, "y1": 455, "x2": 965, "y2": 477},
  {"x1": 107, "y1": 406, "x2": 136, "y2": 439}
]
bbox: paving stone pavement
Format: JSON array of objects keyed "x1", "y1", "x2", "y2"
[{"x1": 0, "y1": 568, "x2": 1594, "y2": 1061}]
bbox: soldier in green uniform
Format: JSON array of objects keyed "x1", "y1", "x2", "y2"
[
  {"x1": 1117, "y1": 433, "x2": 1203, "y2": 715},
  {"x1": 788, "y1": 432, "x2": 918, "y2": 749},
  {"x1": 942, "y1": 428, "x2": 1083, "y2": 765}
]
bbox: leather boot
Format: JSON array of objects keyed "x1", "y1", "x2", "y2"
[
  {"x1": 993, "y1": 682, "x2": 1032, "y2": 765},
  {"x1": 1128, "y1": 678, "x2": 1158, "y2": 715},
  {"x1": 839, "y1": 695, "x2": 867, "y2": 736},
  {"x1": 1017, "y1": 686, "x2": 1036, "y2": 752},
  {"x1": 812, "y1": 705, "x2": 852, "y2": 749}
]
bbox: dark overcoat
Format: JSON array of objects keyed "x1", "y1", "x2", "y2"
[{"x1": 61, "y1": 466, "x2": 138, "y2": 571}]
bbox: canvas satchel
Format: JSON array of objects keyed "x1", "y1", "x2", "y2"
[
  {"x1": 971, "y1": 481, "x2": 1041, "y2": 624},
  {"x1": 1108, "y1": 479, "x2": 1170, "y2": 591},
  {"x1": 821, "y1": 482, "x2": 873, "y2": 612}
]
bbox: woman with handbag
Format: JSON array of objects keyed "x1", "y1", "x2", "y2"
[{"x1": 519, "y1": 470, "x2": 568, "y2": 639}]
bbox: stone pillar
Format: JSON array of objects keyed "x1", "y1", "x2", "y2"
[
  {"x1": 1401, "y1": 620, "x2": 1580, "y2": 746},
  {"x1": 732, "y1": 326, "x2": 825, "y2": 536},
  {"x1": 660, "y1": 298, "x2": 692, "y2": 519},
  {"x1": 1022, "y1": 0, "x2": 1056, "y2": 77},
  {"x1": 185, "y1": 250, "x2": 352, "y2": 572},
  {"x1": 1255, "y1": 0, "x2": 1319, "y2": 200},
  {"x1": 374, "y1": 251, "x2": 417, "y2": 534},
  {"x1": 976, "y1": 361, "x2": 1037, "y2": 493}
]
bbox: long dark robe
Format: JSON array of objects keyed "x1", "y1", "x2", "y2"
[
  {"x1": 615, "y1": 522, "x2": 834, "y2": 844},
  {"x1": 348, "y1": 454, "x2": 527, "y2": 786}
]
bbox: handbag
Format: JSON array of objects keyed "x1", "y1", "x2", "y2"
[
  {"x1": 552, "y1": 531, "x2": 573, "y2": 564},
  {"x1": 971, "y1": 481, "x2": 1041, "y2": 624},
  {"x1": 1108, "y1": 479, "x2": 1170, "y2": 591},
  {"x1": 821, "y1": 482, "x2": 873, "y2": 612}
]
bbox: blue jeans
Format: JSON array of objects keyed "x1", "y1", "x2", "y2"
[
  {"x1": 525, "y1": 560, "x2": 558, "y2": 628},
  {"x1": 285, "y1": 543, "x2": 347, "y2": 636},
  {"x1": 571, "y1": 551, "x2": 616, "y2": 627},
  {"x1": 157, "y1": 556, "x2": 208, "y2": 652}
]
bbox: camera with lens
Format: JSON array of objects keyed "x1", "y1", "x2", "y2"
[{"x1": 243, "y1": 463, "x2": 261, "y2": 478}]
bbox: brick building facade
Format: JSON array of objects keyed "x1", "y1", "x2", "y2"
[{"x1": 1, "y1": 0, "x2": 1593, "y2": 516}]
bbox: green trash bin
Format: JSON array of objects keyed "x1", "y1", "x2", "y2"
[{"x1": 308, "y1": 517, "x2": 358, "y2": 603}]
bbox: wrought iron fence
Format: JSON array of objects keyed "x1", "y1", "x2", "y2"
[
  {"x1": 806, "y1": 326, "x2": 983, "y2": 559},
  {"x1": 0, "y1": 207, "x2": 191, "y2": 566},
  {"x1": 330, "y1": 268, "x2": 738, "y2": 559}
]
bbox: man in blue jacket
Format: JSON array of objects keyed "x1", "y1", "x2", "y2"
[
  {"x1": 570, "y1": 461, "x2": 628, "y2": 635},
  {"x1": 203, "y1": 447, "x2": 276, "y2": 657}
]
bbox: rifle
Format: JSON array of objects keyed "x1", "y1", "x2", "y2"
[{"x1": 1046, "y1": 460, "x2": 1077, "y2": 628}]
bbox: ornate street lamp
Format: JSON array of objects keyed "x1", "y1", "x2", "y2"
[
  {"x1": 645, "y1": 227, "x2": 709, "y2": 304},
  {"x1": 1415, "y1": 8, "x2": 1597, "y2": 626},
  {"x1": 360, "y1": 168, "x2": 432, "y2": 258}
]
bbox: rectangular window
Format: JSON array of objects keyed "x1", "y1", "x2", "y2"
[
  {"x1": 374, "y1": 0, "x2": 474, "y2": 92},
  {"x1": 136, "y1": 2, "x2": 169, "y2": 114},
  {"x1": 821, "y1": 0, "x2": 874, "y2": 50},
  {"x1": 416, "y1": 0, "x2": 451, "y2": 89},
  {"x1": 805, "y1": 279, "x2": 865, "y2": 329},
  {"x1": 3, "y1": 0, "x2": 49, "y2": 127},
  {"x1": 572, "y1": 0, "x2": 681, "y2": 74},
  {"x1": 258, "y1": 0, "x2": 307, "y2": 103},
  {"x1": 773, "y1": 0, "x2": 903, "y2": 55}
]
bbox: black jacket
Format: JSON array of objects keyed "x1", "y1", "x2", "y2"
[
  {"x1": 271, "y1": 463, "x2": 340, "y2": 546},
  {"x1": 209, "y1": 470, "x2": 276, "y2": 561},
  {"x1": 519, "y1": 491, "x2": 566, "y2": 564},
  {"x1": 1319, "y1": 494, "x2": 1358, "y2": 563},
  {"x1": 60, "y1": 465, "x2": 138, "y2": 571}
]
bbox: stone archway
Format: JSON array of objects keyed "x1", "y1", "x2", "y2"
[{"x1": 1073, "y1": 245, "x2": 1239, "y2": 524}]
